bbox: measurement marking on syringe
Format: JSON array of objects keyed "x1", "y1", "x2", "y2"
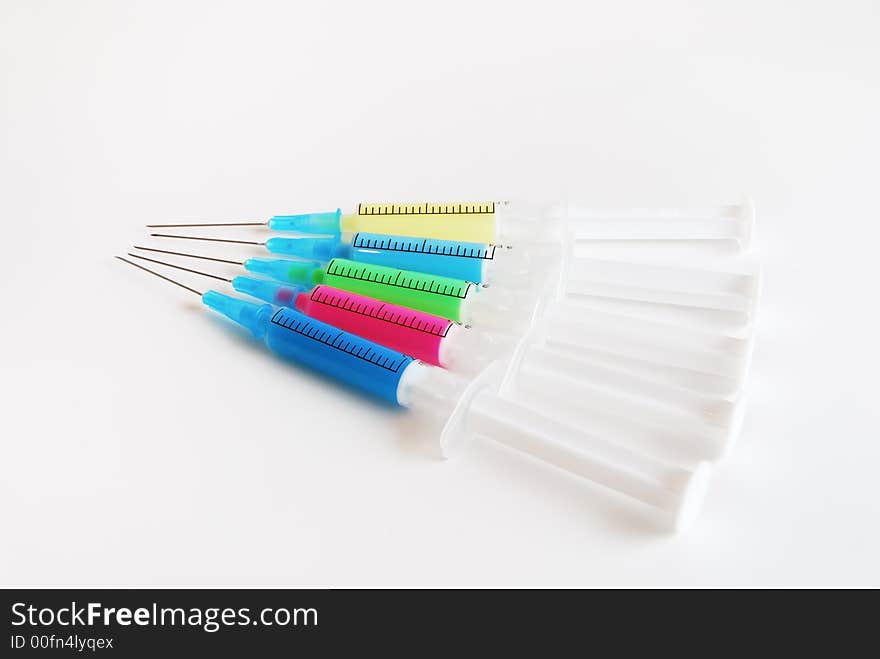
[
  {"x1": 352, "y1": 233, "x2": 497, "y2": 260},
  {"x1": 270, "y1": 308, "x2": 409, "y2": 372},
  {"x1": 309, "y1": 286, "x2": 453, "y2": 337},
  {"x1": 326, "y1": 260, "x2": 473, "y2": 299},
  {"x1": 357, "y1": 202, "x2": 495, "y2": 216}
]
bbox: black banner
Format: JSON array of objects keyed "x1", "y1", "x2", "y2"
[{"x1": 1, "y1": 588, "x2": 869, "y2": 654}]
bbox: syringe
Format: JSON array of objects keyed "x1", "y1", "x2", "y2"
[
  {"x1": 147, "y1": 203, "x2": 506, "y2": 244},
  {"x1": 116, "y1": 256, "x2": 713, "y2": 530},
  {"x1": 136, "y1": 243, "x2": 529, "y2": 327},
  {"x1": 144, "y1": 227, "x2": 548, "y2": 285},
  {"x1": 146, "y1": 230, "x2": 548, "y2": 287},
  {"x1": 130, "y1": 248, "x2": 753, "y2": 398},
  {"x1": 148, "y1": 198, "x2": 753, "y2": 247}
]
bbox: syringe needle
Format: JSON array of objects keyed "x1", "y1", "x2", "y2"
[
  {"x1": 114, "y1": 256, "x2": 204, "y2": 296},
  {"x1": 127, "y1": 253, "x2": 232, "y2": 283},
  {"x1": 147, "y1": 220, "x2": 267, "y2": 228},
  {"x1": 150, "y1": 233, "x2": 265, "y2": 246},
  {"x1": 132, "y1": 246, "x2": 245, "y2": 266}
]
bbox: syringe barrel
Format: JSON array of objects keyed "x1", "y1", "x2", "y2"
[
  {"x1": 340, "y1": 202, "x2": 497, "y2": 243},
  {"x1": 346, "y1": 232, "x2": 553, "y2": 288},
  {"x1": 348, "y1": 232, "x2": 489, "y2": 282},
  {"x1": 268, "y1": 209, "x2": 342, "y2": 234},
  {"x1": 337, "y1": 200, "x2": 567, "y2": 246},
  {"x1": 294, "y1": 285, "x2": 457, "y2": 367},
  {"x1": 321, "y1": 258, "x2": 477, "y2": 323},
  {"x1": 263, "y1": 305, "x2": 418, "y2": 405}
]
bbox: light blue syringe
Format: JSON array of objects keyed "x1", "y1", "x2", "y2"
[
  {"x1": 145, "y1": 228, "x2": 541, "y2": 285},
  {"x1": 115, "y1": 256, "x2": 429, "y2": 406}
]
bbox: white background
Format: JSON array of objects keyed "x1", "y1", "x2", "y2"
[{"x1": 2, "y1": 0, "x2": 878, "y2": 587}]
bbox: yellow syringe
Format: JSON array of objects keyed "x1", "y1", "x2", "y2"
[{"x1": 262, "y1": 202, "x2": 498, "y2": 243}]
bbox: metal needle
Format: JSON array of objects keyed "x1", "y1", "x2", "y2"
[
  {"x1": 146, "y1": 220, "x2": 268, "y2": 228},
  {"x1": 114, "y1": 256, "x2": 203, "y2": 296},
  {"x1": 131, "y1": 246, "x2": 245, "y2": 265},
  {"x1": 150, "y1": 233, "x2": 266, "y2": 246},
  {"x1": 126, "y1": 253, "x2": 232, "y2": 283}
]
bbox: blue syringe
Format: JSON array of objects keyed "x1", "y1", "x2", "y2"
[
  {"x1": 115, "y1": 256, "x2": 427, "y2": 406},
  {"x1": 244, "y1": 232, "x2": 553, "y2": 286}
]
